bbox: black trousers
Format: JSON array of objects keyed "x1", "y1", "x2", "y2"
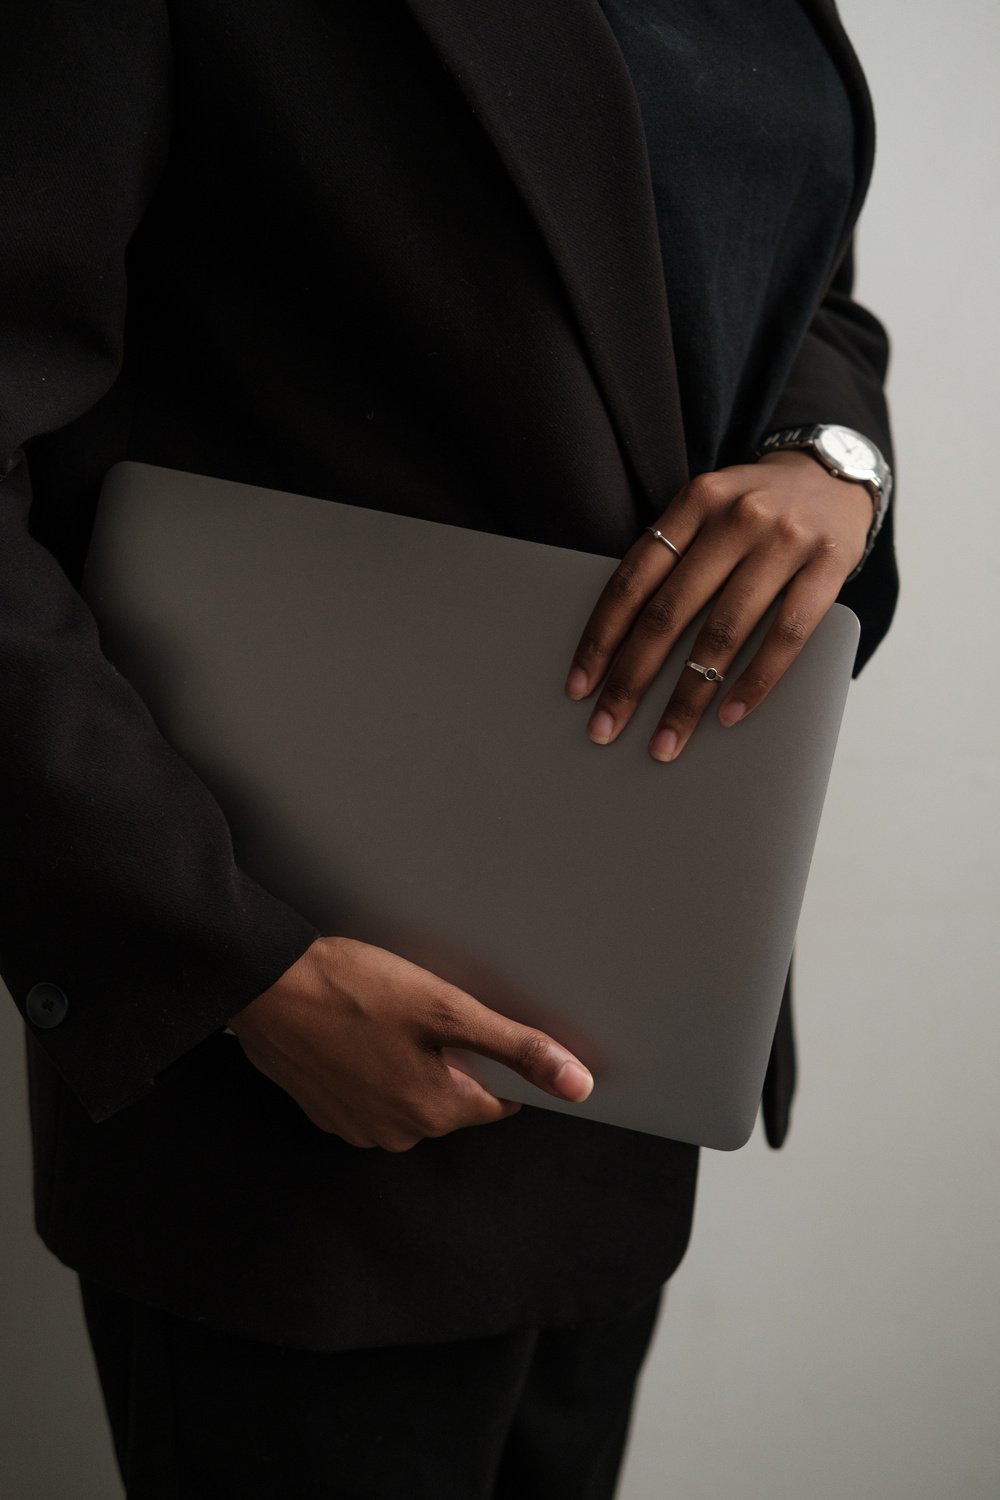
[{"x1": 78, "y1": 1273, "x2": 665, "y2": 1499}]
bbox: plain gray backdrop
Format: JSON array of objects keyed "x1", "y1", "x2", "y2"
[{"x1": 2, "y1": 1, "x2": 997, "y2": 1495}]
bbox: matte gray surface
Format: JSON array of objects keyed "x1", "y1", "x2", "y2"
[
  {"x1": 81, "y1": 461, "x2": 858, "y2": 1149},
  {"x1": 4, "y1": 6, "x2": 999, "y2": 1496}
]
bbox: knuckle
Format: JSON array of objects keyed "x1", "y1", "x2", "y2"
[
  {"x1": 412, "y1": 1101, "x2": 451, "y2": 1137},
  {"x1": 637, "y1": 595, "x2": 679, "y2": 638},
  {"x1": 686, "y1": 472, "x2": 723, "y2": 511},
  {"x1": 744, "y1": 670, "x2": 775, "y2": 699},
  {"x1": 814, "y1": 532, "x2": 843, "y2": 563},
  {"x1": 729, "y1": 578, "x2": 758, "y2": 614},
  {"x1": 733, "y1": 490, "x2": 771, "y2": 529},
  {"x1": 381, "y1": 1133, "x2": 422, "y2": 1154},
  {"x1": 602, "y1": 676, "x2": 634, "y2": 708},
  {"x1": 512, "y1": 1029, "x2": 553, "y2": 1075},
  {"x1": 772, "y1": 512, "x2": 807, "y2": 548},
  {"x1": 701, "y1": 616, "x2": 739, "y2": 655},
  {"x1": 577, "y1": 632, "x2": 609, "y2": 668},
  {"x1": 773, "y1": 613, "x2": 809, "y2": 652},
  {"x1": 606, "y1": 560, "x2": 642, "y2": 606},
  {"x1": 666, "y1": 695, "x2": 699, "y2": 726},
  {"x1": 301, "y1": 1099, "x2": 342, "y2": 1136}
]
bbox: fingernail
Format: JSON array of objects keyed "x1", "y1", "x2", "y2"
[
  {"x1": 719, "y1": 700, "x2": 746, "y2": 727},
  {"x1": 554, "y1": 1059, "x2": 594, "y2": 1101},
  {"x1": 649, "y1": 728, "x2": 678, "y2": 762},
  {"x1": 566, "y1": 667, "x2": 589, "y2": 699},
  {"x1": 588, "y1": 709, "x2": 615, "y2": 744}
]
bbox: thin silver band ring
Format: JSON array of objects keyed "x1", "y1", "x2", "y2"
[
  {"x1": 685, "y1": 659, "x2": 725, "y2": 684},
  {"x1": 646, "y1": 527, "x2": 683, "y2": 561}
]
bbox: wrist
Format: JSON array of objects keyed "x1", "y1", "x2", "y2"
[
  {"x1": 756, "y1": 423, "x2": 891, "y2": 580},
  {"x1": 760, "y1": 444, "x2": 871, "y2": 538},
  {"x1": 227, "y1": 936, "x2": 326, "y2": 1032}
]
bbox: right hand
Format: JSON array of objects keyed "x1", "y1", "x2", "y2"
[{"x1": 226, "y1": 935, "x2": 594, "y2": 1151}]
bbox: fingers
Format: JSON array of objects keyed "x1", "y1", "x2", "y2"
[
  {"x1": 314, "y1": 1057, "x2": 522, "y2": 1153},
  {"x1": 296, "y1": 940, "x2": 594, "y2": 1151},
  {"x1": 713, "y1": 567, "x2": 843, "y2": 733},
  {"x1": 349, "y1": 990, "x2": 593, "y2": 1152},
  {"x1": 426, "y1": 989, "x2": 595, "y2": 1103},
  {"x1": 575, "y1": 514, "x2": 747, "y2": 747},
  {"x1": 649, "y1": 556, "x2": 842, "y2": 760},
  {"x1": 564, "y1": 470, "x2": 763, "y2": 735},
  {"x1": 443, "y1": 1064, "x2": 522, "y2": 1125},
  {"x1": 376, "y1": 1067, "x2": 522, "y2": 1151},
  {"x1": 563, "y1": 479, "x2": 711, "y2": 702},
  {"x1": 566, "y1": 462, "x2": 852, "y2": 761}
]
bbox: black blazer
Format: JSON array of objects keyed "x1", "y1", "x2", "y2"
[{"x1": 2, "y1": 0, "x2": 897, "y2": 1349}]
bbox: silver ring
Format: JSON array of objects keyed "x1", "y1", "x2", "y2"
[
  {"x1": 646, "y1": 527, "x2": 683, "y2": 561},
  {"x1": 685, "y1": 659, "x2": 725, "y2": 684}
]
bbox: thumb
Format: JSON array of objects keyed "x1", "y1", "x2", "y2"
[{"x1": 439, "y1": 995, "x2": 595, "y2": 1103}]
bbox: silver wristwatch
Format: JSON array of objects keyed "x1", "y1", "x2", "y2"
[{"x1": 756, "y1": 423, "x2": 892, "y2": 581}]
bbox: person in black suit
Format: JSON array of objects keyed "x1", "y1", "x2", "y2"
[{"x1": 2, "y1": 1, "x2": 898, "y2": 1495}]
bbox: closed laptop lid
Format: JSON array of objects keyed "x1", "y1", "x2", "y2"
[{"x1": 81, "y1": 461, "x2": 859, "y2": 1149}]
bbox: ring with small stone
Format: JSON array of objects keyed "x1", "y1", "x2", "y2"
[
  {"x1": 685, "y1": 659, "x2": 725, "y2": 684},
  {"x1": 646, "y1": 527, "x2": 683, "y2": 561}
]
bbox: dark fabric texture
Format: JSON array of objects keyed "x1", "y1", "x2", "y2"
[
  {"x1": 762, "y1": 961, "x2": 797, "y2": 1150},
  {"x1": 4, "y1": 0, "x2": 897, "y2": 1350},
  {"x1": 78, "y1": 1272, "x2": 664, "y2": 1500},
  {"x1": 595, "y1": 0, "x2": 856, "y2": 477},
  {"x1": 30, "y1": 1022, "x2": 699, "y2": 1350}
]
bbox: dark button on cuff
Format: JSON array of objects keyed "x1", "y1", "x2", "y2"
[{"x1": 25, "y1": 982, "x2": 69, "y2": 1029}]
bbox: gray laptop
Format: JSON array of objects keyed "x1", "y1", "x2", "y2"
[{"x1": 80, "y1": 461, "x2": 859, "y2": 1150}]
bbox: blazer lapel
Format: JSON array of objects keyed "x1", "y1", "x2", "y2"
[
  {"x1": 797, "y1": 0, "x2": 877, "y2": 273},
  {"x1": 402, "y1": 0, "x2": 876, "y2": 512},
  {"x1": 402, "y1": 0, "x2": 690, "y2": 514}
]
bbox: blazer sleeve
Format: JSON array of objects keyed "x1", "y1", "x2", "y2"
[
  {"x1": 0, "y1": 0, "x2": 321, "y2": 1124},
  {"x1": 758, "y1": 233, "x2": 900, "y2": 676}
]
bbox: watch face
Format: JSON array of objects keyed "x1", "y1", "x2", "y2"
[{"x1": 816, "y1": 425, "x2": 878, "y2": 477}]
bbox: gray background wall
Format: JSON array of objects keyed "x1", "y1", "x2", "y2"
[
  {"x1": 623, "y1": 0, "x2": 1000, "y2": 1494},
  {"x1": 2, "y1": 1, "x2": 997, "y2": 1495}
]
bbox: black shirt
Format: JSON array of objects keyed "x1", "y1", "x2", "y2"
[{"x1": 595, "y1": 0, "x2": 855, "y2": 476}]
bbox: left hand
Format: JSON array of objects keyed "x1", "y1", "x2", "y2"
[{"x1": 563, "y1": 450, "x2": 872, "y2": 761}]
